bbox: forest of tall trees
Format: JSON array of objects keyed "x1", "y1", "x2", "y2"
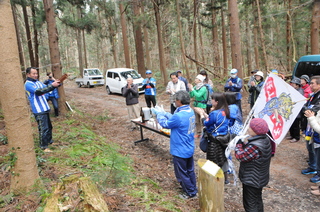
[{"x1": 9, "y1": 0, "x2": 320, "y2": 81}]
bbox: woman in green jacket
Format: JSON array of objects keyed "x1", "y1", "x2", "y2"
[{"x1": 188, "y1": 74, "x2": 208, "y2": 138}]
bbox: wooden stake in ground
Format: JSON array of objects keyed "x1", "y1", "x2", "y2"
[{"x1": 198, "y1": 158, "x2": 224, "y2": 212}]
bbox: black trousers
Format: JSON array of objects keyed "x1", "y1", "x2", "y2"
[
  {"x1": 289, "y1": 118, "x2": 301, "y2": 140},
  {"x1": 170, "y1": 104, "x2": 176, "y2": 114},
  {"x1": 243, "y1": 184, "x2": 264, "y2": 212},
  {"x1": 145, "y1": 95, "x2": 156, "y2": 108}
]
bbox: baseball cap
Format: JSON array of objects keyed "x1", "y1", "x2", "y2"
[
  {"x1": 146, "y1": 70, "x2": 152, "y2": 74},
  {"x1": 230, "y1": 69, "x2": 238, "y2": 74}
]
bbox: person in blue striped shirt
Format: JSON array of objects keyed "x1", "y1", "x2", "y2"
[{"x1": 25, "y1": 67, "x2": 60, "y2": 152}]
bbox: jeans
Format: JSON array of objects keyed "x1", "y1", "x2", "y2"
[
  {"x1": 34, "y1": 112, "x2": 52, "y2": 149},
  {"x1": 306, "y1": 141, "x2": 316, "y2": 170},
  {"x1": 243, "y1": 184, "x2": 264, "y2": 212},
  {"x1": 47, "y1": 97, "x2": 59, "y2": 116},
  {"x1": 173, "y1": 156, "x2": 197, "y2": 197},
  {"x1": 315, "y1": 146, "x2": 320, "y2": 174}
]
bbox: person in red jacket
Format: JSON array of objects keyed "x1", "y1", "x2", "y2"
[{"x1": 300, "y1": 75, "x2": 312, "y2": 98}]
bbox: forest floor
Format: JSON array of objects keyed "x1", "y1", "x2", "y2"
[{"x1": 1, "y1": 80, "x2": 320, "y2": 211}]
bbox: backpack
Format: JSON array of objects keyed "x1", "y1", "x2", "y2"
[{"x1": 203, "y1": 84, "x2": 214, "y2": 106}]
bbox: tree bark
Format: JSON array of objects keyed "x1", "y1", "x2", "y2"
[
  {"x1": 141, "y1": 3, "x2": 151, "y2": 69},
  {"x1": 153, "y1": 0, "x2": 168, "y2": 85},
  {"x1": 0, "y1": 0, "x2": 40, "y2": 193},
  {"x1": 30, "y1": 0, "x2": 39, "y2": 67},
  {"x1": 120, "y1": 3, "x2": 131, "y2": 68},
  {"x1": 176, "y1": 0, "x2": 190, "y2": 81},
  {"x1": 43, "y1": 0, "x2": 67, "y2": 115},
  {"x1": 22, "y1": 2, "x2": 35, "y2": 67},
  {"x1": 286, "y1": 0, "x2": 292, "y2": 72},
  {"x1": 133, "y1": 0, "x2": 146, "y2": 77},
  {"x1": 311, "y1": 0, "x2": 320, "y2": 54},
  {"x1": 256, "y1": 0, "x2": 268, "y2": 71},
  {"x1": 253, "y1": 1, "x2": 260, "y2": 70},
  {"x1": 221, "y1": 6, "x2": 228, "y2": 75},
  {"x1": 108, "y1": 17, "x2": 118, "y2": 68},
  {"x1": 211, "y1": 1, "x2": 220, "y2": 72},
  {"x1": 228, "y1": 0, "x2": 243, "y2": 78},
  {"x1": 11, "y1": 4, "x2": 25, "y2": 72},
  {"x1": 246, "y1": 13, "x2": 252, "y2": 75},
  {"x1": 82, "y1": 30, "x2": 88, "y2": 68},
  {"x1": 76, "y1": 7, "x2": 83, "y2": 76},
  {"x1": 193, "y1": 0, "x2": 199, "y2": 70}
]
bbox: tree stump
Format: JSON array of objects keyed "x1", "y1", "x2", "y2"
[
  {"x1": 44, "y1": 174, "x2": 109, "y2": 212},
  {"x1": 198, "y1": 158, "x2": 224, "y2": 212}
]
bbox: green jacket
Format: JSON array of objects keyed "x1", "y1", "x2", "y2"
[{"x1": 189, "y1": 86, "x2": 207, "y2": 108}]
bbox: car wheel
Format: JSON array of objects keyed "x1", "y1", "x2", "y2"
[
  {"x1": 106, "y1": 86, "x2": 112, "y2": 94},
  {"x1": 87, "y1": 82, "x2": 93, "y2": 88},
  {"x1": 77, "y1": 82, "x2": 81, "y2": 88}
]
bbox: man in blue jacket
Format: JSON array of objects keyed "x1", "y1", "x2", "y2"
[
  {"x1": 224, "y1": 68, "x2": 243, "y2": 115},
  {"x1": 25, "y1": 67, "x2": 60, "y2": 152},
  {"x1": 44, "y1": 72, "x2": 60, "y2": 116},
  {"x1": 142, "y1": 70, "x2": 157, "y2": 108},
  {"x1": 152, "y1": 90, "x2": 197, "y2": 199}
]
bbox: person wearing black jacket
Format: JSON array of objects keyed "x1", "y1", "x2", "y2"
[
  {"x1": 301, "y1": 76, "x2": 320, "y2": 176},
  {"x1": 122, "y1": 77, "x2": 140, "y2": 131}
]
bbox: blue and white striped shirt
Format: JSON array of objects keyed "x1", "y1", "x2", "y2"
[{"x1": 25, "y1": 78, "x2": 50, "y2": 114}]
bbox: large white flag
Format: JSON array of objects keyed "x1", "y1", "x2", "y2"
[
  {"x1": 252, "y1": 73, "x2": 306, "y2": 144},
  {"x1": 226, "y1": 73, "x2": 307, "y2": 185}
]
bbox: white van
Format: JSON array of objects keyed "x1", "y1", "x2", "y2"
[{"x1": 105, "y1": 68, "x2": 144, "y2": 94}]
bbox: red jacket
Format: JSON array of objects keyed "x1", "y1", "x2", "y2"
[{"x1": 302, "y1": 84, "x2": 312, "y2": 98}]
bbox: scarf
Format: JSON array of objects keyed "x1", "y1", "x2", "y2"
[{"x1": 195, "y1": 82, "x2": 204, "y2": 90}]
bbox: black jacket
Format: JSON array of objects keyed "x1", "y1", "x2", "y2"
[
  {"x1": 122, "y1": 84, "x2": 139, "y2": 105},
  {"x1": 239, "y1": 135, "x2": 272, "y2": 188}
]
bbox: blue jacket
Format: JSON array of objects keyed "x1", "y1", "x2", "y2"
[
  {"x1": 142, "y1": 77, "x2": 156, "y2": 95},
  {"x1": 229, "y1": 104, "x2": 243, "y2": 125},
  {"x1": 204, "y1": 109, "x2": 230, "y2": 136},
  {"x1": 44, "y1": 79, "x2": 60, "y2": 99},
  {"x1": 25, "y1": 77, "x2": 54, "y2": 114},
  {"x1": 224, "y1": 76, "x2": 243, "y2": 100},
  {"x1": 178, "y1": 76, "x2": 189, "y2": 92},
  {"x1": 156, "y1": 105, "x2": 195, "y2": 158}
]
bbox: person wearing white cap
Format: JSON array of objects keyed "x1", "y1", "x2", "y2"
[
  {"x1": 248, "y1": 71, "x2": 264, "y2": 109},
  {"x1": 224, "y1": 69, "x2": 243, "y2": 115},
  {"x1": 188, "y1": 74, "x2": 207, "y2": 138},
  {"x1": 142, "y1": 70, "x2": 157, "y2": 108}
]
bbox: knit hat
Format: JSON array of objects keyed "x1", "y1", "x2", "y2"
[
  {"x1": 196, "y1": 74, "x2": 205, "y2": 82},
  {"x1": 249, "y1": 118, "x2": 269, "y2": 135},
  {"x1": 300, "y1": 75, "x2": 310, "y2": 83}
]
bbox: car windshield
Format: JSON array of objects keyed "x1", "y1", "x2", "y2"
[
  {"x1": 294, "y1": 62, "x2": 320, "y2": 78},
  {"x1": 120, "y1": 70, "x2": 140, "y2": 79},
  {"x1": 87, "y1": 69, "x2": 102, "y2": 76}
]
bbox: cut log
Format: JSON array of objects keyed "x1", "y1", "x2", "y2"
[{"x1": 198, "y1": 158, "x2": 224, "y2": 212}]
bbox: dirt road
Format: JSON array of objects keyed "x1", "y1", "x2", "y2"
[{"x1": 65, "y1": 81, "x2": 320, "y2": 211}]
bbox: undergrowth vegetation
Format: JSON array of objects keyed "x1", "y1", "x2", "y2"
[{"x1": 0, "y1": 106, "x2": 185, "y2": 211}]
